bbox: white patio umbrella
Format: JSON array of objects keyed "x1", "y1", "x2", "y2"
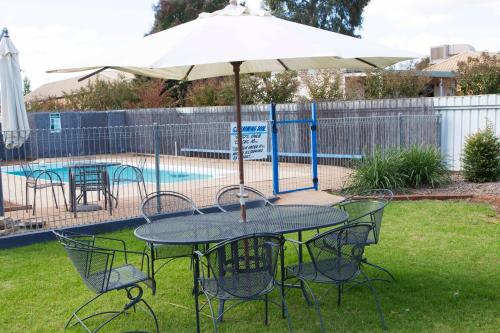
[
  {"x1": 0, "y1": 28, "x2": 30, "y2": 149},
  {"x1": 49, "y1": 0, "x2": 419, "y2": 220}
]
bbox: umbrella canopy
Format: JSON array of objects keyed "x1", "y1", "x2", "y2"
[
  {"x1": 49, "y1": 2, "x2": 419, "y2": 79},
  {"x1": 49, "y1": 1, "x2": 419, "y2": 221},
  {"x1": 0, "y1": 29, "x2": 30, "y2": 149}
]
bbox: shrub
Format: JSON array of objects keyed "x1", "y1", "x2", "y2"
[
  {"x1": 400, "y1": 145, "x2": 450, "y2": 188},
  {"x1": 300, "y1": 69, "x2": 343, "y2": 101},
  {"x1": 462, "y1": 124, "x2": 500, "y2": 182},
  {"x1": 346, "y1": 145, "x2": 450, "y2": 193},
  {"x1": 345, "y1": 149, "x2": 407, "y2": 193}
]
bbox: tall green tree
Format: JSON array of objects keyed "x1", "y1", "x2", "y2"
[
  {"x1": 150, "y1": 0, "x2": 227, "y2": 33},
  {"x1": 266, "y1": 0, "x2": 371, "y2": 37}
]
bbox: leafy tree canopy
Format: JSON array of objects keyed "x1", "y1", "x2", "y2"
[
  {"x1": 457, "y1": 52, "x2": 500, "y2": 96},
  {"x1": 151, "y1": 0, "x2": 370, "y2": 37},
  {"x1": 150, "y1": 0, "x2": 227, "y2": 33},
  {"x1": 266, "y1": 0, "x2": 370, "y2": 37}
]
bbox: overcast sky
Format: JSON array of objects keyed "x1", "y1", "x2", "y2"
[{"x1": 1, "y1": 0, "x2": 499, "y2": 90}]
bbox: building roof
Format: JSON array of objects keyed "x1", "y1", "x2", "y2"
[
  {"x1": 25, "y1": 70, "x2": 134, "y2": 102},
  {"x1": 424, "y1": 51, "x2": 487, "y2": 72}
]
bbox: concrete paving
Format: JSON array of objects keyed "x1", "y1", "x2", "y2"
[
  {"x1": 275, "y1": 189, "x2": 344, "y2": 206},
  {"x1": 1, "y1": 153, "x2": 352, "y2": 233}
]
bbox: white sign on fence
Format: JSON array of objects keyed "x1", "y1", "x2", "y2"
[{"x1": 230, "y1": 121, "x2": 268, "y2": 160}]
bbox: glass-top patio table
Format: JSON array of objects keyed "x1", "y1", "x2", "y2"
[{"x1": 134, "y1": 204, "x2": 348, "y2": 333}]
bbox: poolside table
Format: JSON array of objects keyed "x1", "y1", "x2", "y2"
[
  {"x1": 134, "y1": 204, "x2": 348, "y2": 333},
  {"x1": 67, "y1": 161, "x2": 121, "y2": 216}
]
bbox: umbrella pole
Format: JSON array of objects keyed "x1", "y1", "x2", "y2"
[{"x1": 231, "y1": 61, "x2": 247, "y2": 222}]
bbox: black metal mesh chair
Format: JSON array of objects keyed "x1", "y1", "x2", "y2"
[
  {"x1": 215, "y1": 185, "x2": 272, "y2": 212},
  {"x1": 285, "y1": 224, "x2": 386, "y2": 332},
  {"x1": 194, "y1": 233, "x2": 291, "y2": 333},
  {"x1": 112, "y1": 158, "x2": 147, "y2": 207},
  {"x1": 53, "y1": 230, "x2": 158, "y2": 333},
  {"x1": 336, "y1": 189, "x2": 394, "y2": 280},
  {"x1": 141, "y1": 191, "x2": 203, "y2": 287},
  {"x1": 21, "y1": 163, "x2": 68, "y2": 215}
]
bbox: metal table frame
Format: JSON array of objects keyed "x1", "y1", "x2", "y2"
[{"x1": 68, "y1": 162, "x2": 121, "y2": 217}]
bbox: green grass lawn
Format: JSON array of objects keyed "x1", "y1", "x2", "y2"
[{"x1": 1, "y1": 201, "x2": 499, "y2": 333}]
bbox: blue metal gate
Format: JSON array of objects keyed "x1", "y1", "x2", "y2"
[{"x1": 269, "y1": 103, "x2": 318, "y2": 195}]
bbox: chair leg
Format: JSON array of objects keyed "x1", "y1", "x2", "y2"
[
  {"x1": 337, "y1": 284, "x2": 343, "y2": 306},
  {"x1": 51, "y1": 186, "x2": 59, "y2": 209},
  {"x1": 115, "y1": 182, "x2": 120, "y2": 208},
  {"x1": 278, "y1": 290, "x2": 294, "y2": 333},
  {"x1": 363, "y1": 259, "x2": 396, "y2": 281},
  {"x1": 25, "y1": 185, "x2": 29, "y2": 212},
  {"x1": 32, "y1": 188, "x2": 37, "y2": 215},
  {"x1": 64, "y1": 292, "x2": 106, "y2": 330},
  {"x1": 298, "y1": 279, "x2": 324, "y2": 333},
  {"x1": 217, "y1": 300, "x2": 225, "y2": 322},
  {"x1": 142, "y1": 179, "x2": 147, "y2": 199},
  {"x1": 361, "y1": 271, "x2": 387, "y2": 331},
  {"x1": 202, "y1": 292, "x2": 219, "y2": 333},
  {"x1": 60, "y1": 185, "x2": 69, "y2": 211},
  {"x1": 140, "y1": 299, "x2": 160, "y2": 333},
  {"x1": 264, "y1": 294, "x2": 269, "y2": 325}
]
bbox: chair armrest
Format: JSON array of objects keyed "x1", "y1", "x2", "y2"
[
  {"x1": 113, "y1": 248, "x2": 151, "y2": 277},
  {"x1": 193, "y1": 250, "x2": 205, "y2": 258},
  {"x1": 92, "y1": 236, "x2": 128, "y2": 262},
  {"x1": 285, "y1": 238, "x2": 305, "y2": 245}
]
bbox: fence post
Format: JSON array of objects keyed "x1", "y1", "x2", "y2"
[
  {"x1": 154, "y1": 123, "x2": 161, "y2": 195},
  {"x1": 436, "y1": 113, "x2": 442, "y2": 151},
  {"x1": 311, "y1": 102, "x2": 318, "y2": 191},
  {"x1": 0, "y1": 175, "x2": 4, "y2": 216},
  {"x1": 398, "y1": 113, "x2": 404, "y2": 149},
  {"x1": 269, "y1": 103, "x2": 279, "y2": 195}
]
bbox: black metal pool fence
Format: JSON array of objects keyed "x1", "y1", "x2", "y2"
[{"x1": 0, "y1": 102, "x2": 440, "y2": 237}]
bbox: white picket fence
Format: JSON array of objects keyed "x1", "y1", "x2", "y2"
[{"x1": 435, "y1": 94, "x2": 500, "y2": 171}]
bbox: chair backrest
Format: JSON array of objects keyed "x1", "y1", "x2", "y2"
[
  {"x1": 339, "y1": 199, "x2": 386, "y2": 244},
  {"x1": 73, "y1": 165, "x2": 104, "y2": 187},
  {"x1": 20, "y1": 163, "x2": 34, "y2": 178},
  {"x1": 339, "y1": 189, "x2": 392, "y2": 244},
  {"x1": 141, "y1": 191, "x2": 202, "y2": 223},
  {"x1": 216, "y1": 185, "x2": 272, "y2": 212},
  {"x1": 137, "y1": 157, "x2": 147, "y2": 172},
  {"x1": 53, "y1": 231, "x2": 114, "y2": 293},
  {"x1": 306, "y1": 224, "x2": 372, "y2": 282},
  {"x1": 201, "y1": 233, "x2": 282, "y2": 299}
]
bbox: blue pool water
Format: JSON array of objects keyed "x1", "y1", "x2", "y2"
[{"x1": 6, "y1": 164, "x2": 212, "y2": 184}]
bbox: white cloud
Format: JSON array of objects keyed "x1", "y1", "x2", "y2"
[
  {"x1": 9, "y1": 24, "x2": 105, "y2": 89},
  {"x1": 361, "y1": 0, "x2": 500, "y2": 56}
]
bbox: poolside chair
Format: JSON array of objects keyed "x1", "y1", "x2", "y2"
[
  {"x1": 285, "y1": 224, "x2": 387, "y2": 332},
  {"x1": 336, "y1": 189, "x2": 394, "y2": 281},
  {"x1": 194, "y1": 233, "x2": 292, "y2": 333},
  {"x1": 53, "y1": 230, "x2": 158, "y2": 333},
  {"x1": 21, "y1": 163, "x2": 68, "y2": 215},
  {"x1": 215, "y1": 185, "x2": 272, "y2": 212},
  {"x1": 112, "y1": 157, "x2": 147, "y2": 208},
  {"x1": 141, "y1": 191, "x2": 203, "y2": 290}
]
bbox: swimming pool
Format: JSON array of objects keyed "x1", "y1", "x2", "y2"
[{"x1": 4, "y1": 163, "x2": 213, "y2": 184}]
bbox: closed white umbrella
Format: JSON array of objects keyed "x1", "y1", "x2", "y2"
[
  {"x1": 49, "y1": 1, "x2": 419, "y2": 220},
  {"x1": 0, "y1": 28, "x2": 30, "y2": 149}
]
